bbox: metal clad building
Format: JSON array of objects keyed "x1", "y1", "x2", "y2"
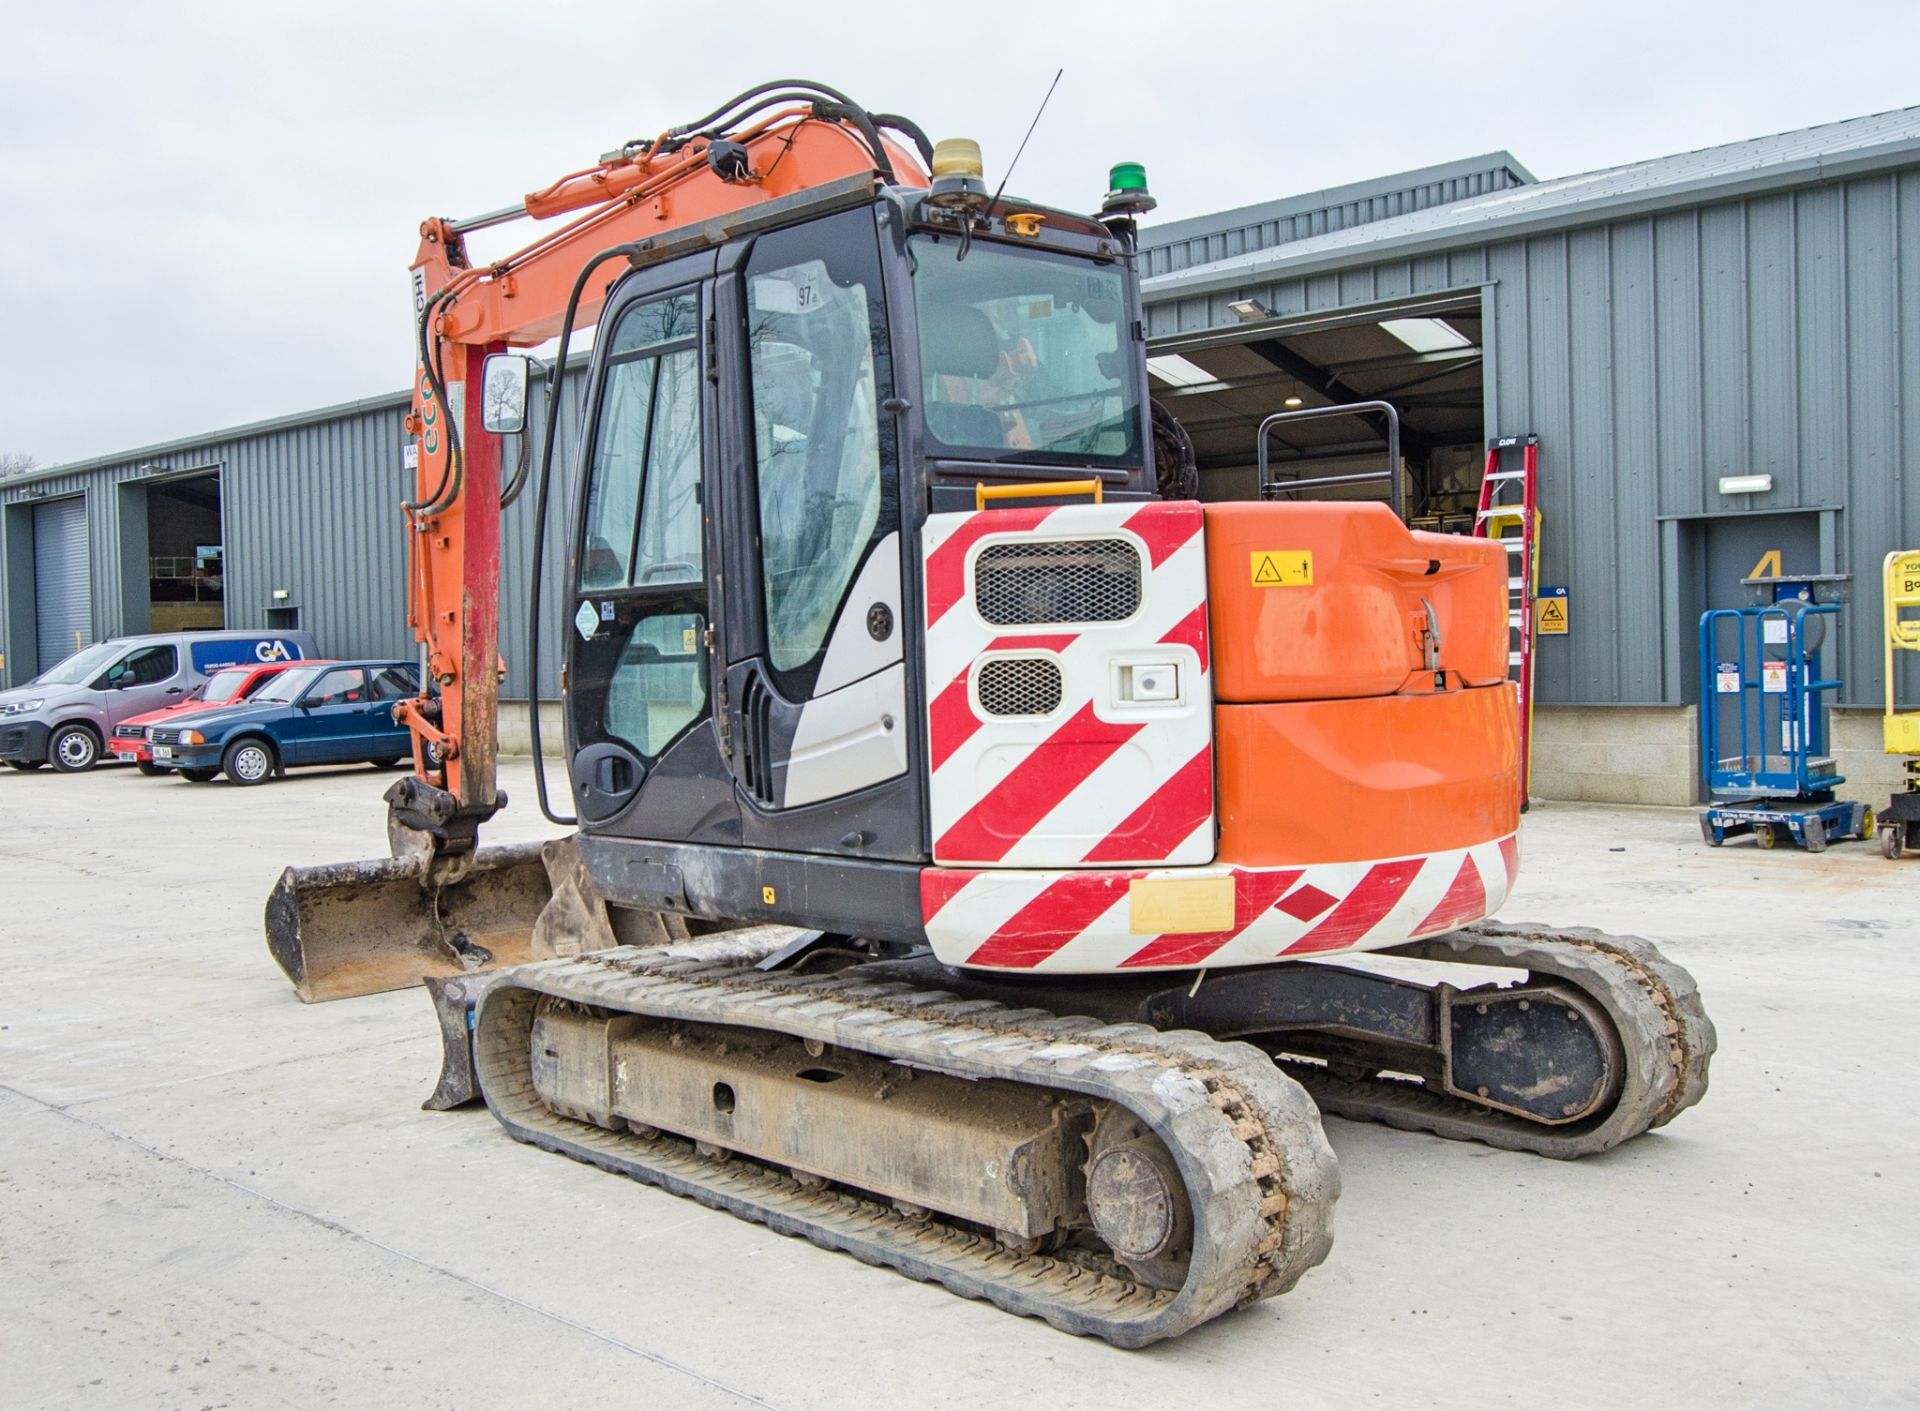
[
  {"x1": 0, "y1": 386, "x2": 586, "y2": 707},
  {"x1": 1140, "y1": 107, "x2": 1920, "y2": 803},
  {"x1": 4, "y1": 105, "x2": 1918, "y2": 802},
  {"x1": 2, "y1": 394, "x2": 414, "y2": 684}
]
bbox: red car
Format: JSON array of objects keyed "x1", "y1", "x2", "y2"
[{"x1": 110, "y1": 659, "x2": 330, "y2": 774}]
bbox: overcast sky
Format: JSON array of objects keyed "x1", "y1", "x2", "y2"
[{"x1": 5, "y1": 0, "x2": 1918, "y2": 468}]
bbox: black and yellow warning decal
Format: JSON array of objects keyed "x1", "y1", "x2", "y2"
[{"x1": 1250, "y1": 551, "x2": 1313, "y2": 587}]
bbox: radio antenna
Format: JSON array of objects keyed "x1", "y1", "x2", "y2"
[{"x1": 988, "y1": 68, "x2": 1064, "y2": 214}]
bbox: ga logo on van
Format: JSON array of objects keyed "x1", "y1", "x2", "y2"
[{"x1": 256, "y1": 640, "x2": 296, "y2": 662}]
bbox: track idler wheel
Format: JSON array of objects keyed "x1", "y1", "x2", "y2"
[{"x1": 1085, "y1": 1108, "x2": 1194, "y2": 1290}]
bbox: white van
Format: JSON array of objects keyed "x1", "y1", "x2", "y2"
[{"x1": 0, "y1": 629, "x2": 320, "y2": 772}]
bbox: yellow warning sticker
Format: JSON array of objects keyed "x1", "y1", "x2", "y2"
[
  {"x1": 1537, "y1": 598, "x2": 1568, "y2": 634},
  {"x1": 1250, "y1": 551, "x2": 1312, "y2": 587}
]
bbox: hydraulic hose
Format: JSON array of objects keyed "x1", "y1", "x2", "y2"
[
  {"x1": 872, "y1": 113, "x2": 935, "y2": 165},
  {"x1": 405, "y1": 286, "x2": 467, "y2": 519},
  {"x1": 652, "y1": 80, "x2": 900, "y2": 180},
  {"x1": 499, "y1": 358, "x2": 554, "y2": 509}
]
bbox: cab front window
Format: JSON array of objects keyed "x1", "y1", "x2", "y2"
[{"x1": 909, "y1": 237, "x2": 1138, "y2": 463}]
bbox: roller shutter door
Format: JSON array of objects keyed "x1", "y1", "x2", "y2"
[{"x1": 33, "y1": 496, "x2": 91, "y2": 668}]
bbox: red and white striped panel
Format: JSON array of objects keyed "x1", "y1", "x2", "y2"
[
  {"x1": 921, "y1": 834, "x2": 1519, "y2": 973},
  {"x1": 922, "y1": 500, "x2": 1213, "y2": 869}
]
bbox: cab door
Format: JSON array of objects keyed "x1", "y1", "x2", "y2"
[
  {"x1": 566, "y1": 260, "x2": 739, "y2": 843},
  {"x1": 712, "y1": 205, "x2": 923, "y2": 861}
]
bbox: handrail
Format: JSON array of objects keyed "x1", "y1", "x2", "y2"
[
  {"x1": 1255, "y1": 400, "x2": 1403, "y2": 519},
  {"x1": 974, "y1": 477, "x2": 1104, "y2": 511}
]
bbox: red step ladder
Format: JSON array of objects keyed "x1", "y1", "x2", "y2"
[{"x1": 1474, "y1": 435, "x2": 1540, "y2": 806}]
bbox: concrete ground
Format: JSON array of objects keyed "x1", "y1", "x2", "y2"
[{"x1": 1, "y1": 760, "x2": 1914, "y2": 1411}]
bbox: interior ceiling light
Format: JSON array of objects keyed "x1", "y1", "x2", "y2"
[
  {"x1": 1228, "y1": 298, "x2": 1272, "y2": 323},
  {"x1": 1284, "y1": 396, "x2": 1304, "y2": 408},
  {"x1": 1145, "y1": 353, "x2": 1214, "y2": 388},
  {"x1": 1379, "y1": 317, "x2": 1472, "y2": 353}
]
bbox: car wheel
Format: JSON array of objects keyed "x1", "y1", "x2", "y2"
[
  {"x1": 181, "y1": 767, "x2": 220, "y2": 783},
  {"x1": 49, "y1": 725, "x2": 101, "y2": 773},
  {"x1": 136, "y1": 760, "x2": 166, "y2": 777},
  {"x1": 5, "y1": 760, "x2": 44, "y2": 771},
  {"x1": 223, "y1": 738, "x2": 277, "y2": 786}
]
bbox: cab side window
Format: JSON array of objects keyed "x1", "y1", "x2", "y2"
[
  {"x1": 98, "y1": 644, "x2": 177, "y2": 688},
  {"x1": 744, "y1": 208, "x2": 896, "y2": 700},
  {"x1": 573, "y1": 289, "x2": 710, "y2": 764},
  {"x1": 578, "y1": 293, "x2": 703, "y2": 593},
  {"x1": 371, "y1": 666, "x2": 417, "y2": 700},
  {"x1": 306, "y1": 668, "x2": 367, "y2": 706}
]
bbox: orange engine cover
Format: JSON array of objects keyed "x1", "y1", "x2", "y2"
[
  {"x1": 1215, "y1": 686, "x2": 1521, "y2": 866},
  {"x1": 1204, "y1": 502, "x2": 1509, "y2": 702}
]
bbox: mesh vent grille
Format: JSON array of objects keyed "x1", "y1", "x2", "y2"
[
  {"x1": 976, "y1": 657, "x2": 1064, "y2": 717},
  {"x1": 974, "y1": 538, "x2": 1142, "y2": 626}
]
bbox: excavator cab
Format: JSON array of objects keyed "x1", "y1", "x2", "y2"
[{"x1": 556, "y1": 194, "x2": 1165, "y2": 918}]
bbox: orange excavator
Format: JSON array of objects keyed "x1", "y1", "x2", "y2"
[{"x1": 264, "y1": 82, "x2": 1713, "y2": 1346}]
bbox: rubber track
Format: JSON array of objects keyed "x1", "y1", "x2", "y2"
[
  {"x1": 470, "y1": 947, "x2": 1339, "y2": 1347},
  {"x1": 1291, "y1": 921, "x2": 1717, "y2": 1159}
]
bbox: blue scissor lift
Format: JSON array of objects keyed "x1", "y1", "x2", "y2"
[{"x1": 1698, "y1": 585, "x2": 1873, "y2": 851}]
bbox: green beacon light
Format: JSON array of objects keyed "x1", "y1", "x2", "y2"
[{"x1": 1102, "y1": 161, "x2": 1156, "y2": 220}]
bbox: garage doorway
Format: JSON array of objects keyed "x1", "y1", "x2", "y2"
[
  {"x1": 1147, "y1": 295, "x2": 1487, "y2": 525},
  {"x1": 145, "y1": 471, "x2": 224, "y2": 631},
  {"x1": 33, "y1": 496, "x2": 91, "y2": 667},
  {"x1": 1674, "y1": 510, "x2": 1822, "y2": 708}
]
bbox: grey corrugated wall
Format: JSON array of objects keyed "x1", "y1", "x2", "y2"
[
  {"x1": 1141, "y1": 160, "x2": 1529, "y2": 279},
  {"x1": 1145, "y1": 168, "x2": 1920, "y2": 710}
]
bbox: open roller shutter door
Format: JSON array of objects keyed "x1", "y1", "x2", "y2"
[{"x1": 34, "y1": 497, "x2": 91, "y2": 668}]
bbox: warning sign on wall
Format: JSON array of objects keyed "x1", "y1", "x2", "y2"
[
  {"x1": 1893, "y1": 551, "x2": 1920, "y2": 604},
  {"x1": 1762, "y1": 659, "x2": 1788, "y2": 694},
  {"x1": 1536, "y1": 586, "x2": 1569, "y2": 635}
]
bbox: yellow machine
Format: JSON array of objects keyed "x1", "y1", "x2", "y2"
[{"x1": 1880, "y1": 550, "x2": 1920, "y2": 858}]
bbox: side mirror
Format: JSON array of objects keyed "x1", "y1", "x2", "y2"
[
  {"x1": 297, "y1": 696, "x2": 321, "y2": 709},
  {"x1": 481, "y1": 353, "x2": 530, "y2": 435}
]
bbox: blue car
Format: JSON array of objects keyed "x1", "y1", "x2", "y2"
[{"x1": 147, "y1": 660, "x2": 420, "y2": 785}]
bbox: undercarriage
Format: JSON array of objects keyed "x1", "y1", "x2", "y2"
[{"x1": 423, "y1": 910, "x2": 1712, "y2": 1346}]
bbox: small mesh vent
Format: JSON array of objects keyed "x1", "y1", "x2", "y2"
[
  {"x1": 976, "y1": 657, "x2": 1064, "y2": 717},
  {"x1": 974, "y1": 538, "x2": 1142, "y2": 626}
]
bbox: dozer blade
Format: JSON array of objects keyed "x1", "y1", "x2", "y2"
[{"x1": 264, "y1": 841, "x2": 551, "y2": 1003}]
